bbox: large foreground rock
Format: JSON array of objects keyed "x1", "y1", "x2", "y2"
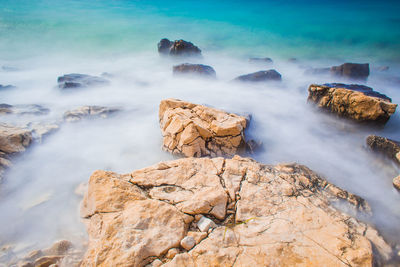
[
  {"x1": 80, "y1": 156, "x2": 392, "y2": 267},
  {"x1": 64, "y1": 106, "x2": 120, "y2": 122},
  {"x1": 158, "y1": 39, "x2": 201, "y2": 57},
  {"x1": 173, "y1": 63, "x2": 216, "y2": 78},
  {"x1": 57, "y1": 74, "x2": 109, "y2": 89},
  {"x1": 234, "y1": 69, "x2": 282, "y2": 82},
  {"x1": 159, "y1": 99, "x2": 247, "y2": 157},
  {"x1": 331, "y1": 63, "x2": 370, "y2": 80},
  {"x1": 308, "y1": 83, "x2": 397, "y2": 124},
  {"x1": 366, "y1": 135, "x2": 400, "y2": 165}
]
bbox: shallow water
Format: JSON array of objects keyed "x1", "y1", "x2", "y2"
[{"x1": 0, "y1": 0, "x2": 400, "y2": 262}]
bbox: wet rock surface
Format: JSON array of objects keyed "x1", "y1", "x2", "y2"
[
  {"x1": 234, "y1": 69, "x2": 282, "y2": 82},
  {"x1": 308, "y1": 83, "x2": 397, "y2": 124},
  {"x1": 64, "y1": 106, "x2": 120, "y2": 122},
  {"x1": 159, "y1": 99, "x2": 247, "y2": 157},
  {"x1": 172, "y1": 63, "x2": 216, "y2": 78},
  {"x1": 366, "y1": 135, "x2": 400, "y2": 165},
  {"x1": 0, "y1": 104, "x2": 50, "y2": 116},
  {"x1": 330, "y1": 63, "x2": 370, "y2": 80},
  {"x1": 157, "y1": 38, "x2": 201, "y2": 57},
  {"x1": 80, "y1": 156, "x2": 392, "y2": 267},
  {"x1": 57, "y1": 74, "x2": 109, "y2": 89}
]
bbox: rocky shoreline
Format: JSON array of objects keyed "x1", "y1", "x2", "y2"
[{"x1": 1, "y1": 38, "x2": 399, "y2": 266}]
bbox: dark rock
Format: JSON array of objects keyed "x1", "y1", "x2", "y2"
[
  {"x1": 57, "y1": 74, "x2": 109, "y2": 89},
  {"x1": 0, "y1": 84, "x2": 16, "y2": 90},
  {"x1": 157, "y1": 38, "x2": 201, "y2": 57},
  {"x1": 173, "y1": 63, "x2": 216, "y2": 78},
  {"x1": 366, "y1": 135, "x2": 400, "y2": 165},
  {"x1": 0, "y1": 104, "x2": 50, "y2": 116},
  {"x1": 249, "y1": 57, "x2": 273, "y2": 64},
  {"x1": 308, "y1": 84, "x2": 397, "y2": 124},
  {"x1": 330, "y1": 63, "x2": 370, "y2": 80},
  {"x1": 234, "y1": 69, "x2": 282, "y2": 82}
]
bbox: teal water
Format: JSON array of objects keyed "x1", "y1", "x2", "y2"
[
  {"x1": 0, "y1": 0, "x2": 400, "y2": 264},
  {"x1": 1, "y1": 0, "x2": 400, "y2": 61}
]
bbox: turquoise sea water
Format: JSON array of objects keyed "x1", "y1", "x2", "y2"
[{"x1": 0, "y1": 0, "x2": 400, "y2": 264}]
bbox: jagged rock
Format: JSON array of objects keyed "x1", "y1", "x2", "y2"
[
  {"x1": 64, "y1": 106, "x2": 120, "y2": 122},
  {"x1": 0, "y1": 104, "x2": 49, "y2": 116},
  {"x1": 330, "y1": 63, "x2": 370, "y2": 80},
  {"x1": 308, "y1": 83, "x2": 397, "y2": 124},
  {"x1": 393, "y1": 176, "x2": 400, "y2": 191},
  {"x1": 180, "y1": 236, "x2": 195, "y2": 250},
  {"x1": 157, "y1": 38, "x2": 201, "y2": 57},
  {"x1": 0, "y1": 124, "x2": 32, "y2": 154},
  {"x1": 234, "y1": 69, "x2": 282, "y2": 82},
  {"x1": 248, "y1": 57, "x2": 273, "y2": 64},
  {"x1": 0, "y1": 84, "x2": 16, "y2": 90},
  {"x1": 366, "y1": 135, "x2": 400, "y2": 165},
  {"x1": 172, "y1": 63, "x2": 216, "y2": 78},
  {"x1": 80, "y1": 156, "x2": 392, "y2": 267},
  {"x1": 159, "y1": 99, "x2": 247, "y2": 157},
  {"x1": 57, "y1": 74, "x2": 109, "y2": 89}
]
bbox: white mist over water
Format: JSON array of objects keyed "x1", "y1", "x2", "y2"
[{"x1": 0, "y1": 49, "x2": 400, "y2": 262}]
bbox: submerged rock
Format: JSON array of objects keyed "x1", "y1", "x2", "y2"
[
  {"x1": 308, "y1": 83, "x2": 397, "y2": 124},
  {"x1": 80, "y1": 156, "x2": 391, "y2": 266},
  {"x1": 0, "y1": 84, "x2": 16, "y2": 90},
  {"x1": 0, "y1": 104, "x2": 49, "y2": 116},
  {"x1": 234, "y1": 69, "x2": 282, "y2": 82},
  {"x1": 366, "y1": 135, "x2": 400, "y2": 165},
  {"x1": 248, "y1": 57, "x2": 273, "y2": 64},
  {"x1": 159, "y1": 99, "x2": 247, "y2": 157},
  {"x1": 64, "y1": 106, "x2": 120, "y2": 122},
  {"x1": 157, "y1": 38, "x2": 201, "y2": 57},
  {"x1": 57, "y1": 74, "x2": 109, "y2": 89},
  {"x1": 330, "y1": 63, "x2": 370, "y2": 80},
  {"x1": 172, "y1": 63, "x2": 216, "y2": 78}
]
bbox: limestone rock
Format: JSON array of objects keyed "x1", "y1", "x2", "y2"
[
  {"x1": 81, "y1": 156, "x2": 392, "y2": 267},
  {"x1": 165, "y1": 248, "x2": 179, "y2": 259},
  {"x1": 366, "y1": 135, "x2": 400, "y2": 164},
  {"x1": 308, "y1": 83, "x2": 397, "y2": 124},
  {"x1": 159, "y1": 99, "x2": 247, "y2": 157},
  {"x1": 57, "y1": 73, "x2": 109, "y2": 89},
  {"x1": 234, "y1": 69, "x2": 282, "y2": 82},
  {"x1": 330, "y1": 63, "x2": 369, "y2": 80},
  {"x1": 172, "y1": 63, "x2": 216, "y2": 78},
  {"x1": 64, "y1": 106, "x2": 120, "y2": 122},
  {"x1": 0, "y1": 124, "x2": 32, "y2": 154},
  {"x1": 393, "y1": 176, "x2": 400, "y2": 191},
  {"x1": 157, "y1": 38, "x2": 201, "y2": 57},
  {"x1": 196, "y1": 216, "x2": 216, "y2": 232}
]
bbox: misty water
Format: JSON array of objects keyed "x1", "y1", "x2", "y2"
[{"x1": 1, "y1": 0, "x2": 400, "y2": 263}]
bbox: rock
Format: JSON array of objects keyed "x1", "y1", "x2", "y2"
[
  {"x1": 28, "y1": 123, "x2": 59, "y2": 142},
  {"x1": 308, "y1": 83, "x2": 397, "y2": 124},
  {"x1": 393, "y1": 176, "x2": 400, "y2": 191},
  {"x1": 187, "y1": 231, "x2": 207, "y2": 244},
  {"x1": 197, "y1": 216, "x2": 216, "y2": 232},
  {"x1": 64, "y1": 106, "x2": 120, "y2": 122},
  {"x1": 249, "y1": 57, "x2": 273, "y2": 64},
  {"x1": 0, "y1": 104, "x2": 49, "y2": 116},
  {"x1": 157, "y1": 38, "x2": 201, "y2": 57},
  {"x1": 0, "y1": 124, "x2": 32, "y2": 154},
  {"x1": 330, "y1": 63, "x2": 370, "y2": 80},
  {"x1": 152, "y1": 259, "x2": 163, "y2": 267},
  {"x1": 234, "y1": 69, "x2": 282, "y2": 82},
  {"x1": 0, "y1": 84, "x2": 16, "y2": 90},
  {"x1": 366, "y1": 135, "x2": 400, "y2": 164},
  {"x1": 172, "y1": 63, "x2": 216, "y2": 78},
  {"x1": 57, "y1": 73, "x2": 109, "y2": 89},
  {"x1": 81, "y1": 156, "x2": 391, "y2": 266},
  {"x1": 42, "y1": 240, "x2": 73, "y2": 256},
  {"x1": 34, "y1": 255, "x2": 63, "y2": 267},
  {"x1": 159, "y1": 99, "x2": 247, "y2": 157},
  {"x1": 166, "y1": 248, "x2": 179, "y2": 259},
  {"x1": 180, "y1": 236, "x2": 196, "y2": 251}
]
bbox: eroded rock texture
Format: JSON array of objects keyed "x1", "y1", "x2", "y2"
[
  {"x1": 159, "y1": 99, "x2": 247, "y2": 157},
  {"x1": 80, "y1": 156, "x2": 392, "y2": 267},
  {"x1": 366, "y1": 135, "x2": 400, "y2": 165},
  {"x1": 308, "y1": 83, "x2": 397, "y2": 124}
]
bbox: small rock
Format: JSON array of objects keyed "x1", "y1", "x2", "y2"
[
  {"x1": 187, "y1": 231, "x2": 207, "y2": 244},
  {"x1": 64, "y1": 106, "x2": 120, "y2": 122},
  {"x1": 152, "y1": 259, "x2": 163, "y2": 267},
  {"x1": 396, "y1": 152, "x2": 400, "y2": 163},
  {"x1": 197, "y1": 216, "x2": 216, "y2": 232},
  {"x1": 330, "y1": 63, "x2": 369, "y2": 80},
  {"x1": 0, "y1": 104, "x2": 49, "y2": 116},
  {"x1": 234, "y1": 69, "x2": 281, "y2": 82},
  {"x1": 393, "y1": 176, "x2": 400, "y2": 191},
  {"x1": 17, "y1": 261, "x2": 34, "y2": 267},
  {"x1": 249, "y1": 57, "x2": 273, "y2": 64},
  {"x1": 180, "y1": 236, "x2": 196, "y2": 250},
  {"x1": 57, "y1": 73, "x2": 109, "y2": 89},
  {"x1": 173, "y1": 63, "x2": 216, "y2": 78},
  {"x1": 29, "y1": 123, "x2": 59, "y2": 142},
  {"x1": 34, "y1": 255, "x2": 63, "y2": 267},
  {"x1": 157, "y1": 38, "x2": 201, "y2": 57},
  {"x1": 166, "y1": 248, "x2": 179, "y2": 259}
]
